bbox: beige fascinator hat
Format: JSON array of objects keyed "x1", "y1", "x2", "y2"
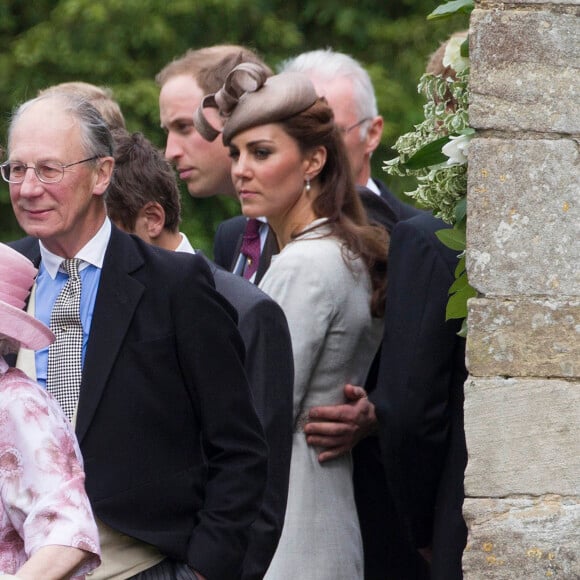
[
  {"x1": 0, "y1": 243, "x2": 55, "y2": 351},
  {"x1": 194, "y1": 62, "x2": 319, "y2": 146}
]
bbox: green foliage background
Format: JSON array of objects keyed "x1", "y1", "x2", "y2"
[{"x1": 0, "y1": 0, "x2": 468, "y2": 255}]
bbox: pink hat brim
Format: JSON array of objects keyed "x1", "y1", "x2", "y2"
[{"x1": 0, "y1": 302, "x2": 55, "y2": 351}]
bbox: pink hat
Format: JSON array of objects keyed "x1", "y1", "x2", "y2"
[{"x1": 0, "y1": 243, "x2": 55, "y2": 351}]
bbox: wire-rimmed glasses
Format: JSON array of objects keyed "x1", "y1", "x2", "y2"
[
  {"x1": 338, "y1": 118, "x2": 372, "y2": 136},
  {"x1": 0, "y1": 156, "x2": 98, "y2": 184}
]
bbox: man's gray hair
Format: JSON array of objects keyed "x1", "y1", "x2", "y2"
[
  {"x1": 9, "y1": 92, "x2": 114, "y2": 160},
  {"x1": 279, "y1": 48, "x2": 378, "y2": 121}
]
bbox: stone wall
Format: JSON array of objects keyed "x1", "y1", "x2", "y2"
[{"x1": 464, "y1": 1, "x2": 580, "y2": 577}]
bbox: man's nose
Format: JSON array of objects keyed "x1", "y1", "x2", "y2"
[
  {"x1": 17, "y1": 168, "x2": 44, "y2": 196},
  {"x1": 164, "y1": 132, "x2": 182, "y2": 161}
]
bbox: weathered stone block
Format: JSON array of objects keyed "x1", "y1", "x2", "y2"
[
  {"x1": 466, "y1": 298, "x2": 580, "y2": 378},
  {"x1": 463, "y1": 496, "x2": 580, "y2": 579},
  {"x1": 464, "y1": 377, "x2": 580, "y2": 497},
  {"x1": 501, "y1": 0, "x2": 580, "y2": 4},
  {"x1": 469, "y1": 9, "x2": 580, "y2": 133},
  {"x1": 467, "y1": 137, "x2": 579, "y2": 296}
]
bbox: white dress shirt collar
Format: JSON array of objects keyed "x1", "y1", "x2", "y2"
[
  {"x1": 39, "y1": 217, "x2": 112, "y2": 279},
  {"x1": 364, "y1": 178, "x2": 381, "y2": 196},
  {"x1": 175, "y1": 232, "x2": 196, "y2": 255}
]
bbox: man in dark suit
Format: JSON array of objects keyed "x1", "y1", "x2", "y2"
[
  {"x1": 106, "y1": 130, "x2": 294, "y2": 580},
  {"x1": 374, "y1": 212, "x2": 468, "y2": 579},
  {"x1": 5, "y1": 91, "x2": 267, "y2": 579}
]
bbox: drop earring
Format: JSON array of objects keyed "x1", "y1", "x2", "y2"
[{"x1": 305, "y1": 177, "x2": 311, "y2": 192}]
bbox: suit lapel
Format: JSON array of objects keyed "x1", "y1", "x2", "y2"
[
  {"x1": 75, "y1": 228, "x2": 145, "y2": 444},
  {"x1": 9, "y1": 232, "x2": 145, "y2": 443},
  {"x1": 230, "y1": 222, "x2": 278, "y2": 285},
  {"x1": 230, "y1": 232, "x2": 244, "y2": 273},
  {"x1": 255, "y1": 226, "x2": 278, "y2": 285}
]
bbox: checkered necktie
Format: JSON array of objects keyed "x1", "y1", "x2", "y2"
[
  {"x1": 240, "y1": 218, "x2": 261, "y2": 280},
  {"x1": 47, "y1": 258, "x2": 83, "y2": 420}
]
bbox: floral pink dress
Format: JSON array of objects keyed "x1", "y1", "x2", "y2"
[{"x1": 0, "y1": 357, "x2": 100, "y2": 578}]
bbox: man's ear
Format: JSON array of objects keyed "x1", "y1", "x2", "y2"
[
  {"x1": 304, "y1": 145, "x2": 328, "y2": 181},
  {"x1": 93, "y1": 157, "x2": 115, "y2": 195},
  {"x1": 365, "y1": 116, "x2": 384, "y2": 156},
  {"x1": 140, "y1": 201, "x2": 166, "y2": 239}
]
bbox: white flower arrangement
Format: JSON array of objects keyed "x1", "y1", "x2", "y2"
[
  {"x1": 383, "y1": 68, "x2": 471, "y2": 225},
  {"x1": 442, "y1": 133, "x2": 472, "y2": 165},
  {"x1": 443, "y1": 34, "x2": 470, "y2": 73},
  {"x1": 383, "y1": 6, "x2": 475, "y2": 334}
]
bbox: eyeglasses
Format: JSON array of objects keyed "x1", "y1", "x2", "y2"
[
  {"x1": 338, "y1": 118, "x2": 372, "y2": 135},
  {"x1": 0, "y1": 156, "x2": 98, "y2": 184}
]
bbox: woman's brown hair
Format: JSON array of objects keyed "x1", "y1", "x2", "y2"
[{"x1": 282, "y1": 98, "x2": 389, "y2": 317}]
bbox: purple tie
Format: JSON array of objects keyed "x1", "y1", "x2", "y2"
[{"x1": 240, "y1": 218, "x2": 261, "y2": 280}]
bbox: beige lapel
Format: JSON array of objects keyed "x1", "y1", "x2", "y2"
[
  {"x1": 15, "y1": 284, "x2": 79, "y2": 426},
  {"x1": 15, "y1": 283, "x2": 38, "y2": 381}
]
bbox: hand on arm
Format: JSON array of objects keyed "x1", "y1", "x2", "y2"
[{"x1": 305, "y1": 384, "x2": 377, "y2": 463}]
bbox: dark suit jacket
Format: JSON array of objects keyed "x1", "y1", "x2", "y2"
[
  {"x1": 203, "y1": 257, "x2": 293, "y2": 580},
  {"x1": 10, "y1": 228, "x2": 268, "y2": 580},
  {"x1": 213, "y1": 216, "x2": 278, "y2": 285},
  {"x1": 352, "y1": 180, "x2": 428, "y2": 579},
  {"x1": 373, "y1": 177, "x2": 422, "y2": 222},
  {"x1": 373, "y1": 213, "x2": 468, "y2": 579}
]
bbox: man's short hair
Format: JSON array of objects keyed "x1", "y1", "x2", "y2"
[
  {"x1": 279, "y1": 48, "x2": 378, "y2": 121},
  {"x1": 10, "y1": 92, "x2": 114, "y2": 161},
  {"x1": 38, "y1": 81, "x2": 126, "y2": 131},
  {"x1": 156, "y1": 44, "x2": 271, "y2": 94},
  {"x1": 106, "y1": 131, "x2": 181, "y2": 233}
]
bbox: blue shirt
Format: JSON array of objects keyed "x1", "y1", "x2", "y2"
[{"x1": 34, "y1": 219, "x2": 111, "y2": 388}]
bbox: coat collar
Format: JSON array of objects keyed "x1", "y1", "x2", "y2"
[{"x1": 75, "y1": 226, "x2": 145, "y2": 443}]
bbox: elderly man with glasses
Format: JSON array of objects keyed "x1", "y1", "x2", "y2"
[{"x1": 4, "y1": 91, "x2": 268, "y2": 580}]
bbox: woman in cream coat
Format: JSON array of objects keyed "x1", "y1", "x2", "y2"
[{"x1": 195, "y1": 63, "x2": 389, "y2": 579}]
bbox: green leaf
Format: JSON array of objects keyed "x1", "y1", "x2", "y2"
[
  {"x1": 448, "y1": 270, "x2": 468, "y2": 294},
  {"x1": 428, "y1": 0, "x2": 474, "y2": 20},
  {"x1": 460, "y1": 37, "x2": 469, "y2": 58},
  {"x1": 457, "y1": 318, "x2": 468, "y2": 338},
  {"x1": 454, "y1": 254, "x2": 466, "y2": 278},
  {"x1": 435, "y1": 227, "x2": 466, "y2": 251},
  {"x1": 401, "y1": 136, "x2": 450, "y2": 170},
  {"x1": 445, "y1": 282, "x2": 477, "y2": 320},
  {"x1": 454, "y1": 197, "x2": 467, "y2": 223}
]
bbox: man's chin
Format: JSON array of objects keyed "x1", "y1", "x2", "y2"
[
  {"x1": 17, "y1": 220, "x2": 51, "y2": 239},
  {"x1": 186, "y1": 187, "x2": 217, "y2": 199}
]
